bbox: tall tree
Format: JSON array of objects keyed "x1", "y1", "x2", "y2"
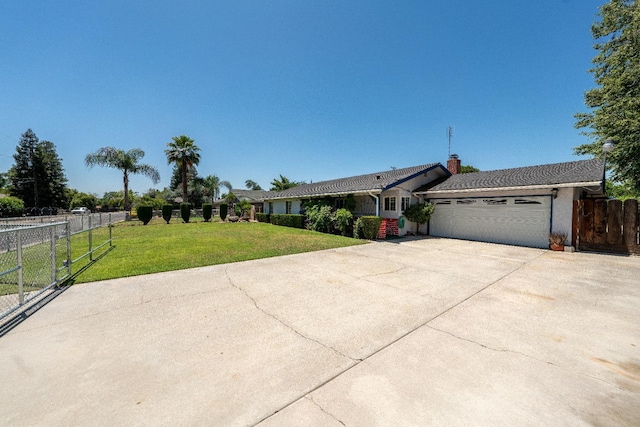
[
  {"x1": 203, "y1": 174, "x2": 221, "y2": 203},
  {"x1": 9, "y1": 129, "x2": 68, "y2": 208},
  {"x1": 85, "y1": 147, "x2": 160, "y2": 211},
  {"x1": 269, "y1": 174, "x2": 302, "y2": 191},
  {"x1": 574, "y1": 0, "x2": 640, "y2": 191},
  {"x1": 245, "y1": 179, "x2": 262, "y2": 190},
  {"x1": 165, "y1": 135, "x2": 201, "y2": 203}
]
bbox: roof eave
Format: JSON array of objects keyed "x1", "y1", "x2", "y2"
[
  {"x1": 265, "y1": 189, "x2": 383, "y2": 201},
  {"x1": 418, "y1": 181, "x2": 604, "y2": 195}
]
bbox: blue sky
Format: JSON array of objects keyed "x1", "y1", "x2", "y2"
[{"x1": 1, "y1": 0, "x2": 605, "y2": 196}]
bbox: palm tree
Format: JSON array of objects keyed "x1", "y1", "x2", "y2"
[
  {"x1": 220, "y1": 180, "x2": 232, "y2": 196},
  {"x1": 85, "y1": 147, "x2": 160, "y2": 212},
  {"x1": 270, "y1": 174, "x2": 301, "y2": 191},
  {"x1": 245, "y1": 179, "x2": 262, "y2": 190},
  {"x1": 164, "y1": 135, "x2": 201, "y2": 203},
  {"x1": 203, "y1": 175, "x2": 220, "y2": 203}
]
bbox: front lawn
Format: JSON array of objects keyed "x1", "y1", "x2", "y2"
[{"x1": 71, "y1": 218, "x2": 367, "y2": 283}]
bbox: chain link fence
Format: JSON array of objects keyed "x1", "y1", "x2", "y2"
[{"x1": 0, "y1": 213, "x2": 122, "y2": 323}]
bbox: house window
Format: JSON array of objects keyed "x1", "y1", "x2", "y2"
[
  {"x1": 384, "y1": 196, "x2": 396, "y2": 211},
  {"x1": 285, "y1": 201, "x2": 292, "y2": 214},
  {"x1": 401, "y1": 197, "x2": 411, "y2": 211},
  {"x1": 269, "y1": 202, "x2": 273, "y2": 213},
  {"x1": 335, "y1": 199, "x2": 345, "y2": 209}
]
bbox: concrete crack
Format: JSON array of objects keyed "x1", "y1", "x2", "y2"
[
  {"x1": 223, "y1": 267, "x2": 358, "y2": 363},
  {"x1": 426, "y1": 325, "x2": 627, "y2": 392},
  {"x1": 305, "y1": 396, "x2": 346, "y2": 426}
]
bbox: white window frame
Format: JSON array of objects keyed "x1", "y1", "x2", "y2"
[
  {"x1": 401, "y1": 197, "x2": 411, "y2": 211},
  {"x1": 384, "y1": 196, "x2": 397, "y2": 211}
]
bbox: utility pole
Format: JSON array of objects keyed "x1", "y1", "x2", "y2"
[{"x1": 447, "y1": 126, "x2": 454, "y2": 158}]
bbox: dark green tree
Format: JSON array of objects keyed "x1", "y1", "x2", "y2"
[
  {"x1": 574, "y1": 0, "x2": 640, "y2": 192},
  {"x1": 165, "y1": 135, "x2": 201, "y2": 204},
  {"x1": 270, "y1": 174, "x2": 303, "y2": 191},
  {"x1": 245, "y1": 179, "x2": 262, "y2": 190},
  {"x1": 460, "y1": 165, "x2": 480, "y2": 174},
  {"x1": 403, "y1": 202, "x2": 435, "y2": 234},
  {"x1": 9, "y1": 129, "x2": 68, "y2": 208},
  {"x1": 85, "y1": 147, "x2": 160, "y2": 211}
]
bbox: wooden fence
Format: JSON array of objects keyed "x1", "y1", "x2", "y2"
[{"x1": 573, "y1": 199, "x2": 639, "y2": 254}]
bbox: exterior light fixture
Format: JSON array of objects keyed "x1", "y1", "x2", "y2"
[
  {"x1": 603, "y1": 138, "x2": 614, "y2": 153},
  {"x1": 551, "y1": 188, "x2": 559, "y2": 199}
]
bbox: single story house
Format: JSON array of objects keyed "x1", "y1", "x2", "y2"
[
  {"x1": 263, "y1": 156, "x2": 606, "y2": 248},
  {"x1": 415, "y1": 156, "x2": 605, "y2": 248}
]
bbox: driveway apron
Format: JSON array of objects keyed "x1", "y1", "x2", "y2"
[{"x1": 1, "y1": 237, "x2": 638, "y2": 426}]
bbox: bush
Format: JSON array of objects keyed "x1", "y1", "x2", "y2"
[
  {"x1": 220, "y1": 203, "x2": 228, "y2": 221},
  {"x1": 334, "y1": 208, "x2": 353, "y2": 236},
  {"x1": 403, "y1": 202, "x2": 435, "y2": 234},
  {"x1": 256, "y1": 213, "x2": 270, "y2": 223},
  {"x1": 180, "y1": 203, "x2": 191, "y2": 223},
  {"x1": 270, "y1": 214, "x2": 305, "y2": 229},
  {"x1": 354, "y1": 216, "x2": 382, "y2": 240},
  {"x1": 137, "y1": 206, "x2": 153, "y2": 225},
  {"x1": 162, "y1": 204, "x2": 173, "y2": 224},
  {"x1": 306, "y1": 205, "x2": 334, "y2": 233},
  {"x1": 202, "y1": 203, "x2": 212, "y2": 222},
  {"x1": 0, "y1": 196, "x2": 25, "y2": 218}
]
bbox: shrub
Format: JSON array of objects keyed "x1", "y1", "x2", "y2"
[
  {"x1": 403, "y1": 202, "x2": 435, "y2": 234},
  {"x1": 334, "y1": 208, "x2": 353, "y2": 236},
  {"x1": 220, "y1": 203, "x2": 228, "y2": 221},
  {"x1": 354, "y1": 216, "x2": 382, "y2": 240},
  {"x1": 0, "y1": 196, "x2": 25, "y2": 218},
  {"x1": 162, "y1": 204, "x2": 173, "y2": 224},
  {"x1": 137, "y1": 206, "x2": 153, "y2": 225},
  {"x1": 202, "y1": 203, "x2": 212, "y2": 222},
  {"x1": 256, "y1": 213, "x2": 270, "y2": 223},
  {"x1": 306, "y1": 205, "x2": 334, "y2": 233},
  {"x1": 271, "y1": 214, "x2": 305, "y2": 229},
  {"x1": 180, "y1": 203, "x2": 191, "y2": 223}
]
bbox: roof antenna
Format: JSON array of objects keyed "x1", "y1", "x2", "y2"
[{"x1": 447, "y1": 126, "x2": 454, "y2": 158}]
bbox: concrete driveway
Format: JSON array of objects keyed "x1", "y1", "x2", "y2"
[{"x1": 1, "y1": 237, "x2": 639, "y2": 426}]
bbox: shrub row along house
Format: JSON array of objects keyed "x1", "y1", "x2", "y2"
[{"x1": 231, "y1": 156, "x2": 605, "y2": 249}]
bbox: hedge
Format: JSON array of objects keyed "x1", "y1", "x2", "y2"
[
  {"x1": 354, "y1": 216, "x2": 382, "y2": 240},
  {"x1": 202, "y1": 203, "x2": 212, "y2": 222},
  {"x1": 162, "y1": 204, "x2": 173, "y2": 224},
  {"x1": 0, "y1": 196, "x2": 25, "y2": 218},
  {"x1": 270, "y1": 214, "x2": 305, "y2": 229},
  {"x1": 137, "y1": 206, "x2": 153, "y2": 225},
  {"x1": 180, "y1": 203, "x2": 191, "y2": 223},
  {"x1": 220, "y1": 203, "x2": 228, "y2": 221},
  {"x1": 256, "y1": 212, "x2": 270, "y2": 223}
]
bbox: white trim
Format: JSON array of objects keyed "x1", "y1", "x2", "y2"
[
  {"x1": 266, "y1": 189, "x2": 382, "y2": 201},
  {"x1": 418, "y1": 181, "x2": 602, "y2": 195}
]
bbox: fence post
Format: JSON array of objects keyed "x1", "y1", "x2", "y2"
[
  {"x1": 17, "y1": 229, "x2": 24, "y2": 305},
  {"x1": 109, "y1": 214, "x2": 113, "y2": 247},
  {"x1": 89, "y1": 215, "x2": 93, "y2": 261},
  {"x1": 50, "y1": 225, "x2": 57, "y2": 284},
  {"x1": 66, "y1": 221, "x2": 71, "y2": 277}
]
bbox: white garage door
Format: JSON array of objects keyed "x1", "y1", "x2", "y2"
[{"x1": 429, "y1": 196, "x2": 551, "y2": 248}]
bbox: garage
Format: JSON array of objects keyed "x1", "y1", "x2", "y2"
[{"x1": 429, "y1": 196, "x2": 552, "y2": 248}]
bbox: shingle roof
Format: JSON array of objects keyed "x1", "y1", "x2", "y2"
[
  {"x1": 230, "y1": 189, "x2": 277, "y2": 202},
  {"x1": 420, "y1": 158, "x2": 604, "y2": 193},
  {"x1": 267, "y1": 163, "x2": 443, "y2": 199}
]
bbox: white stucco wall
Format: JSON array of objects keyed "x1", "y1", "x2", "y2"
[{"x1": 268, "y1": 200, "x2": 302, "y2": 215}]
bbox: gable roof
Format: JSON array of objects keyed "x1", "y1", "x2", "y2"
[
  {"x1": 417, "y1": 158, "x2": 605, "y2": 194},
  {"x1": 266, "y1": 163, "x2": 446, "y2": 200}
]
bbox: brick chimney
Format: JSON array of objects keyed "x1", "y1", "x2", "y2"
[{"x1": 447, "y1": 154, "x2": 461, "y2": 174}]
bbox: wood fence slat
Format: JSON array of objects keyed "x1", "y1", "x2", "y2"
[
  {"x1": 581, "y1": 199, "x2": 594, "y2": 244},
  {"x1": 606, "y1": 199, "x2": 623, "y2": 245},
  {"x1": 624, "y1": 199, "x2": 639, "y2": 248},
  {"x1": 593, "y1": 200, "x2": 608, "y2": 244},
  {"x1": 572, "y1": 200, "x2": 579, "y2": 247}
]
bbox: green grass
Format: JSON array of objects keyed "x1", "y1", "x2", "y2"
[{"x1": 69, "y1": 218, "x2": 367, "y2": 283}]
